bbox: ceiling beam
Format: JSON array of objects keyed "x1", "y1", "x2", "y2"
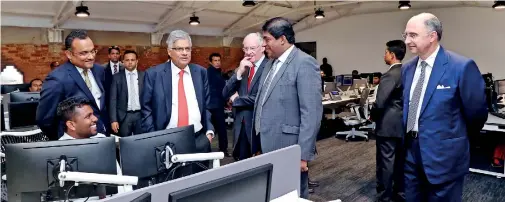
[
  {"x1": 52, "y1": 1, "x2": 69, "y2": 24},
  {"x1": 52, "y1": 0, "x2": 81, "y2": 28},
  {"x1": 154, "y1": 1, "x2": 184, "y2": 32},
  {"x1": 223, "y1": 1, "x2": 360, "y2": 36},
  {"x1": 155, "y1": 1, "x2": 214, "y2": 33},
  {"x1": 222, "y1": 2, "x2": 272, "y2": 35}
]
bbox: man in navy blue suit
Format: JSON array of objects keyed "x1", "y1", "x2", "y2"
[
  {"x1": 141, "y1": 30, "x2": 214, "y2": 154},
  {"x1": 402, "y1": 13, "x2": 488, "y2": 202},
  {"x1": 37, "y1": 30, "x2": 109, "y2": 140}
]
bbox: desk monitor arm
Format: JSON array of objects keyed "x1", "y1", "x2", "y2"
[
  {"x1": 56, "y1": 155, "x2": 138, "y2": 187},
  {"x1": 163, "y1": 145, "x2": 225, "y2": 170}
]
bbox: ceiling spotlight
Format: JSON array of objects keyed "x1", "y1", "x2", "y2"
[
  {"x1": 243, "y1": 1, "x2": 256, "y2": 7},
  {"x1": 398, "y1": 1, "x2": 411, "y2": 10},
  {"x1": 189, "y1": 13, "x2": 200, "y2": 26},
  {"x1": 75, "y1": 2, "x2": 90, "y2": 17},
  {"x1": 314, "y1": 9, "x2": 325, "y2": 19},
  {"x1": 493, "y1": 1, "x2": 505, "y2": 10}
]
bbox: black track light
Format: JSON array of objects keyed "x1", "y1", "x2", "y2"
[
  {"x1": 398, "y1": 1, "x2": 411, "y2": 10},
  {"x1": 75, "y1": 2, "x2": 90, "y2": 17},
  {"x1": 189, "y1": 13, "x2": 200, "y2": 26}
]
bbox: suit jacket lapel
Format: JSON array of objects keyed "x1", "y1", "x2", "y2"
[
  {"x1": 189, "y1": 64, "x2": 204, "y2": 112},
  {"x1": 91, "y1": 65, "x2": 106, "y2": 110},
  {"x1": 263, "y1": 47, "x2": 297, "y2": 104},
  {"x1": 249, "y1": 58, "x2": 267, "y2": 92},
  {"x1": 420, "y1": 47, "x2": 448, "y2": 116},
  {"x1": 162, "y1": 62, "x2": 172, "y2": 116},
  {"x1": 119, "y1": 71, "x2": 128, "y2": 105},
  {"x1": 403, "y1": 60, "x2": 417, "y2": 125},
  {"x1": 255, "y1": 59, "x2": 273, "y2": 105},
  {"x1": 138, "y1": 71, "x2": 144, "y2": 96},
  {"x1": 67, "y1": 63, "x2": 98, "y2": 108}
]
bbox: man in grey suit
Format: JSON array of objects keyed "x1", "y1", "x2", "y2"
[
  {"x1": 223, "y1": 32, "x2": 266, "y2": 161},
  {"x1": 253, "y1": 17, "x2": 323, "y2": 199},
  {"x1": 109, "y1": 50, "x2": 144, "y2": 137}
]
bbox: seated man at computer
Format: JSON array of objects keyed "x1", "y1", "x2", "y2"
[
  {"x1": 29, "y1": 78, "x2": 43, "y2": 92},
  {"x1": 57, "y1": 96, "x2": 105, "y2": 140}
]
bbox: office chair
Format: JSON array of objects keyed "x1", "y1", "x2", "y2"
[{"x1": 335, "y1": 88, "x2": 370, "y2": 142}]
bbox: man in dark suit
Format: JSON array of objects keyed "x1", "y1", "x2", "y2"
[
  {"x1": 37, "y1": 30, "x2": 109, "y2": 140},
  {"x1": 141, "y1": 30, "x2": 214, "y2": 154},
  {"x1": 253, "y1": 17, "x2": 322, "y2": 199},
  {"x1": 109, "y1": 50, "x2": 144, "y2": 137},
  {"x1": 371, "y1": 40, "x2": 406, "y2": 202},
  {"x1": 402, "y1": 13, "x2": 488, "y2": 202},
  {"x1": 223, "y1": 32, "x2": 266, "y2": 161},
  {"x1": 103, "y1": 46, "x2": 124, "y2": 112},
  {"x1": 207, "y1": 53, "x2": 230, "y2": 156}
]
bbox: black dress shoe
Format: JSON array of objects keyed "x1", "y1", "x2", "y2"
[{"x1": 308, "y1": 181, "x2": 319, "y2": 187}]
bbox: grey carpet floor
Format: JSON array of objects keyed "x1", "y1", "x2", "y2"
[{"x1": 212, "y1": 130, "x2": 505, "y2": 202}]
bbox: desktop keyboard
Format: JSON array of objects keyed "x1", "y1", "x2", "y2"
[{"x1": 490, "y1": 112, "x2": 505, "y2": 119}]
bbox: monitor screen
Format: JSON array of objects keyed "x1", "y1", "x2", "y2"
[
  {"x1": 1, "y1": 84, "x2": 30, "y2": 94},
  {"x1": 335, "y1": 75, "x2": 343, "y2": 86},
  {"x1": 9, "y1": 92, "x2": 40, "y2": 102},
  {"x1": 342, "y1": 75, "x2": 353, "y2": 86},
  {"x1": 168, "y1": 163, "x2": 273, "y2": 202},
  {"x1": 8, "y1": 101, "x2": 38, "y2": 129},
  {"x1": 131, "y1": 192, "x2": 152, "y2": 202},
  {"x1": 495, "y1": 79, "x2": 505, "y2": 94}
]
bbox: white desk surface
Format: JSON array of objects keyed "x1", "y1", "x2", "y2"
[{"x1": 483, "y1": 113, "x2": 505, "y2": 132}]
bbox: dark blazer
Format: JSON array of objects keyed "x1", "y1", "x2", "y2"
[
  {"x1": 371, "y1": 64, "x2": 403, "y2": 138},
  {"x1": 103, "y1": 62, "x2": 124, "y2": 109},
  {"x1": 109, "y1": 69, "x2": 144, "y2": 123},
  {"x1": 141, "y1": 62, "x2": 214, "y2": 135},
  {"x1": 402, "y1": 46, "x2": 488, "y2": 184},
  {"x1": 222, "y1": 58, "x2": 267, "y2": 149},
  {"x1": 207, "y1": 65, "x2": 226, "y2": 109},
  {"x1": 36, "y1": 61, "x2": 109, "y2": 140}
]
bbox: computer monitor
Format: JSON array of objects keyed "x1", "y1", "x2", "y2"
[
  {"x1": 1, "y1": 84, "x2": 30, "y2": 94},
  {"x1": 5, "y1": 137, "x2": 118, "y2": 202},
  {"x1": 335, "y1": 75, "x2": 343, "y2": 86},
  {"x1": 168, "y1": 163, "x2": 273, "y2": 202},
  {"x1": 495, "y1": 79, "x2": 505, "y2": 95},
  {"x1": 130, "y1": 192, "x2": 151, "y2": 202},
  {"x1": 8, "y1": 101, "x2": 38, "y2": 129},
  {"x1": 119, "y1": 125, "x2": 197, "y2": 189},
  {"x1": 342, "y1": 74, "x2": 353, "y2": 86},
  {"x1": 9, "y1": 92, "x2": 40, "y2": 102}
]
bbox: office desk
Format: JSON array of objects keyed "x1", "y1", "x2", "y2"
[
  {"x1": 470, "y1": 113, "x2": 505, "y2": 178},
  {"x1": 322, "y1": 97, "x2": 360, "y2": 119}
]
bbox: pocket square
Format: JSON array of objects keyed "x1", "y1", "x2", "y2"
[{"x1": 436, "y1": 85, "x2": 451, "y2": 89}]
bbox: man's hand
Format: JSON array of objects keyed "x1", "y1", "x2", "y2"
[
  {"x1": 237, "y1": 57, "x2": 253, "y2": 77},
  {"x1": 111, "y1": 122, "x2": 119, "y2": 133},
  {"x1": 300, "y1": 160, "x2": 308, "y2": 172},
  {"x1": 230, "y1": 92, "x2": 239, "y2": 102},
  {"x1": 206, "y1": 133, "x2": 213, "y2": 143}
]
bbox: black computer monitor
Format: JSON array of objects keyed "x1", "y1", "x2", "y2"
[
  {"x1": 495, "y1": 79, "x2": 505, "y2": 95},
  {"x1": 1, "y1": 84, "x2": 30, "y2": 94},
  {"x1": 335, "y1": 75, "x2": 343, "y2": 85},
  {"x1": 168, "y1": 163, "x2": 273, "y2": 202},
  {"x1": 5, "y1": 137, "x2": 118, "y2": 202},
  {"x1": 119, "y1": 125, "x2": 197, "y2": 189},
  {"x1": 9, "y1": 92, "x2": 40, "y2": 102},
  {"x1": 342, "y1": 74, "x2": 353, "y2": 86},
  {"x1": 130, "y1": 192, "x2": 151, "y2": 202},
  {"x1": 8, "y1": 101, "x2": 38, "y2": 129}
]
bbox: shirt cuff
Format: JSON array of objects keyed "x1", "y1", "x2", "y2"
[
  {"x1": 206, "y1": 130, "x2": 215, "y2": 138},
  {"x1": 237, "y1": 74, "x2": 242, "y2": 80}
]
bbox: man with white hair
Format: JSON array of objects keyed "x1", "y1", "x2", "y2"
[
  {"x1": 223, "y1": 32, "x2": 266, "y2": 160},
  {"x1": 141, "y1": 30, "x2": 214, "y2": 155},
  {"x1": 402, "y1": 13, "x2": 487, "y2": 201}
]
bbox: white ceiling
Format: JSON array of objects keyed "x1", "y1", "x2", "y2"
[{"x1": 0, "y1": 1, "x2": 497, "y2": 37}]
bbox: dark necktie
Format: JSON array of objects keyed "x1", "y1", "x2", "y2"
[
  {"x1": 406, "y1": 61, "x2": 428, "y2": 132},
  {"x1": 113, "y1": 64, "x2": 118, "y2": 74}
]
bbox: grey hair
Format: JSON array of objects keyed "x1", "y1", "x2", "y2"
[
  {"x1": 244, "y1": 32, "x2": 263, "y2": 46},
  {"x1": 422, "y1": 13, "x2": 443, "y2": 41},
  {"x1": 166, "y1": 30, "x2": 192, "y2": 49}
]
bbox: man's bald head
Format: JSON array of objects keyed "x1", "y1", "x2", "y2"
[
  {"x1": 404, "y1": 13, "x2": 443, "y2": 59},
  {"x1": 407, "y1": 13, "x2": 442, "y2": 41}
]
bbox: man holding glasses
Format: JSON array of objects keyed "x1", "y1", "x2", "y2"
[{"x1": 37, "y1": 29, "x2": 109, "y2": 140}]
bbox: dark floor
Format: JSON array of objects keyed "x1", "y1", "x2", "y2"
[{"x1": 212, "y1": 129, "x2": 505, "y2": 202}]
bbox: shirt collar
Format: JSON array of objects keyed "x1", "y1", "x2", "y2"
[
  {"x1": 75, "y1": 66, "x2": 89, "y2": 74},
  {"x1": 254, "y1": 55, "x2": 265, "y2": 67},
  {"x1": 277, "y1": 45, "x2": 295, "y2": 64},
  {"x1": 110, "y1": 61, "x2": 120, "y2": 67},
  {"x1": 171, "y1": 61, "x2": 190, "y2": 76},
  {"x1": 125, "y1": 68, "x2": 137, "y2": 74},
  {"x1": 417, "y1": 45, "x2": 440, "y2": 68},
  {"x1": 60, "y1": 132, "x2": 105, "y2": 140},
  {"x1": 389, "y1": 63, "x2": 402, "y2": 69}
]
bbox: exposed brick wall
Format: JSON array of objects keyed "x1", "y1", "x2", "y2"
[{"x1": 1, "y1": 44, "x2": 243, "y2": 83}]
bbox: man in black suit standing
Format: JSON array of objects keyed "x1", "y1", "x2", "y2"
[
  {"x1": 223, "y1": 32, "x2": 266, "y2": 160},
  {"x1": 103, "y1": 46, "x2": 124, "y2": 112},
  {"x1": 206, "y1": 53, "x2": 230, "y2": 156},
  {"x1": 371, "y1": 40, "x2": 406, "y2": 202},
  {"x1": 109, "y1": 50, "x2": 144, "y2": 137}
]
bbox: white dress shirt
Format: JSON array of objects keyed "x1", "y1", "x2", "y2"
[
  {"x1": 125, "y1": 69, "x2": 140, "y2": 111},
  {"x1": 166, "y1": 61, "x2": 213, "y2": 136},
  {"x1": 110, "y1": 61, "x2": 120, "y2": 75},
  {"x1": 237, "y1": 55, "x2": 265, "y2": 80},
  {"x1": 408, "y1": 45, "x2": 440, "y2": 132},
  {"x1": 75, "y1": 66, "x2": 102, "y2": 109}
]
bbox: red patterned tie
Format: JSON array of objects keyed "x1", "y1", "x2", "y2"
[
  {"x1": 177, "y1": 70, "x2": 189, "y2": 127},
  {"x1": 247, "y1": 64, "x2": 255, "y2": 92}
]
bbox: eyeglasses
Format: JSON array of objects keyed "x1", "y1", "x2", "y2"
[
  {"x1": 172, "y1": 47, "x2": 192, "y2": 52},
  {"x1": 402, "y1": 31, "x2": 435, "y2": 40},
  {"x1": 71, "y1": 49, "x2": 98, "y2": 57},
  {"x1": 242, "y1": 45, "x2": 260, "y2": 52}
]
